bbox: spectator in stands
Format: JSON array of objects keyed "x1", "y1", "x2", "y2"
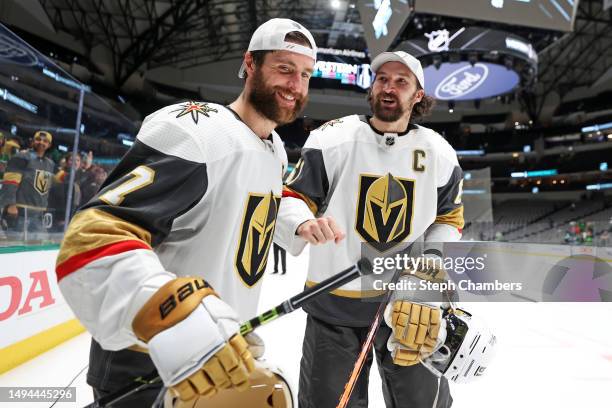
[
  {"x1": 0, "y1": 131, "x2": 55, "y2": 239},
  {"x1": 0, "y1": 135, "x2": 21, "y2": 178},
  {"x1": 55, "y1": 151, "x2": 93, "y2": 187},
  {"x1": 49, "y1": 152, "x2": 85, "y2": 232},
  {"x1": 80, "y1": 165, "x2": 107, "y2": 204}
]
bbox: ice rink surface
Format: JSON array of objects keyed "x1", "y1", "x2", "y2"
[{"x1": 2, "y1": 250, "x2": 612, "y2": 407}]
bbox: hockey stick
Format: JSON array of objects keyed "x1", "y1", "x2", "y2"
[
  {"x1": 85, "y1": 258, "x2": 373, "y2": 408},
  {"x1": 336, "y1": 268, "x2": 402, "y2": 408},
  {"x1": 240, "y1": 258, "x2": 372, "y2": 336}
]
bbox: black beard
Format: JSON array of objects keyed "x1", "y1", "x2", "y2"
[
  {"x1": 248, "y1": 68, "x2": 306, "y2": 125},
  {"x1": 369, "y1": 90, "x2": 415, "y2": 122}
]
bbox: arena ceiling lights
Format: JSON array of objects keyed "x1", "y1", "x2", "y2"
[{"x1": 396, "y1": 27, "x2": 538, "y2": 101}]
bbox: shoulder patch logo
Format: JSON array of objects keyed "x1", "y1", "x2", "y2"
[
  {"x1": 170, "y1": 101, "x2": 218, "y2": 124},
  {"x1": 235, "y1": 191, "x2": 281, "y2": 287},
  {"x1": 317, "y1": 118, "x2": 343, "y2": 131},
  {"x1": 355, "y1": 173, "x2": 415, "y2": 253}
]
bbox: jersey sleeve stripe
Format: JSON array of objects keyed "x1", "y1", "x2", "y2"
[
  {"x1": 56, "y1": 240, "x2": 151, "y2": 281},
  {"x1": 434, "y1": 206, "x2": 465, "y2": 230},
  {"x1": 3, "y1": 172, "x2": 22, "y2": 183},
  {"x1": 56, "y1": 208, "x2": 153, "y2": 267},
  {"x1": 282, "y1": 186, "x2": 318, "y2": 214}
]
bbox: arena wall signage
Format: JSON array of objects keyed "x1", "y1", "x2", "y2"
[
  {"x1": 0, "y1": 248, "x2": 86, "y2": 374},
  {"x1": 42, "y1": 67, "x2": 91, "y2": 92},
  {"x1": 0, "y1": 87, "x2": 38, "y2": 113},
  {"x1": 396, "y1": 27, "x2": 537, "y2": 101},
  {"x1": 318, "y1": 48, "x2": 367, "y2": 59},
  {"x1": 428, "y1": 62, "x2": 519, "y2": 100},
  {"x1": 312, "y1": 60, "x2": 372, "y2": 89},
  {"x1": 313, "y1": 48, "x2": 374, "y2": 90}
]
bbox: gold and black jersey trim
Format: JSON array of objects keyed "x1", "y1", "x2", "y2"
[
  {"x1": 437, "y1": 166, "x2": 464, "y2": 216},
  {"x1": 283, "y1": 186, "x2": 318, "y2": 215},
  {"x1": 315, "y1": 118, "x2": 344, "y2": 132},
  {"x1": 57, "y1": 208, "x2": 152, "y2": 267},
  {"x1": 305, "y1": 280, "x2": 385, "y2": 298},
  {"x1": 283, "y1": 148, "x2": 329, "y2": 216},
  {"x1": 435, "y1": 205, "x2": 465, "y2": 230},
  {"x1": 3, "y1": 171, "x2": 22, "y2": 184},
  {"x1": 56, "y1": 208, "x2": 153, "y2": 280}
]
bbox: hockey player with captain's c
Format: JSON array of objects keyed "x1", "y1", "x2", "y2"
[
  {"x1": 276, "y1": 50, "x2": 466, "y2": 407},
  {"x1": 55, "y1": 18, "x2": 317, "y2": 407}
]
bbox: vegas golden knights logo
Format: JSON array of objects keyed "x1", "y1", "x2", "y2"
[
  {"x1": 235, "y1": 192, "x2": 281, "y2": 287},
  {"x1": 34, "y1": 170, "x2": 52, "y2": 195},
  {"x1": 355, "y1": 173, "x2": 415, "y2": 252}
]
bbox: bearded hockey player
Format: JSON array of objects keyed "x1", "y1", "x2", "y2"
[
  {"x1": 275, "y1": 51, "x2": 464, "y2": 407},
  {"x1": 55, "y1": 18, "x2": 316, "y2": 407}
]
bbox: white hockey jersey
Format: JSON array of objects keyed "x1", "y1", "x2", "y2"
[
  {"x1": 56, "y1": 101, "x2": 287, "y2": 350},
  {"x1": 275, "y1": 115, "x2": 463, "y2": 326}
]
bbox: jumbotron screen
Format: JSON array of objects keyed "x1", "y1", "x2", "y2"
[
  {"x1": 415, "y1": 0, "x2": 578, "y2": 32},
  {"x1": 357, "y1": 0, "x2": 411, "y2": 57}
]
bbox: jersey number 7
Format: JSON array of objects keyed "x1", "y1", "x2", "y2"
[{"x1": 99, "y1": 166, "x2": 155, "y2": 206}]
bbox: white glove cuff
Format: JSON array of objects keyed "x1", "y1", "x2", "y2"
[
  {"x1": 201, "y1": 295, "x2": 240, "y2": 341},
  {"x1": 147, "y1": 304, "x2": 225, "y2": 386}
]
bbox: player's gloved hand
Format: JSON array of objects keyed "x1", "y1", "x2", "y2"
[
  {"x1": 383, "y1": 254, "x2": 451, "y2": 366},
  {"x1": 132, "y1": 277, "x2": 254, "y2": 401},
  {"x1": 384, "y1": 297, "x2": 446, "y2": 366},
  {"x1": 244, "y1": 332, "x2": 265, "y2": 359}
]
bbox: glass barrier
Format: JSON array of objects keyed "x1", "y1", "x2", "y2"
[
  {"x1": 0, "y1": 24, "x2": 608, "y2": 250},
  {"x1": 0, "y1": 23, "x2": 134, "y2": 248}
]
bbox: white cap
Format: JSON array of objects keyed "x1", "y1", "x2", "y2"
[
  {"x1": 370, "y1": 51, "x2": 425, "y2": 89},
  {"x1": 238, "y1": 18, "x2": 317, "y2": 78}
]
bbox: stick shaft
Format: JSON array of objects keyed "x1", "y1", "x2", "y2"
[
  {"x1": 240, "y1": 263, "x2": 361, "y2": 336},
  {"x1": 336, "y1": 269, "x2": 401, "y2": 408}
]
